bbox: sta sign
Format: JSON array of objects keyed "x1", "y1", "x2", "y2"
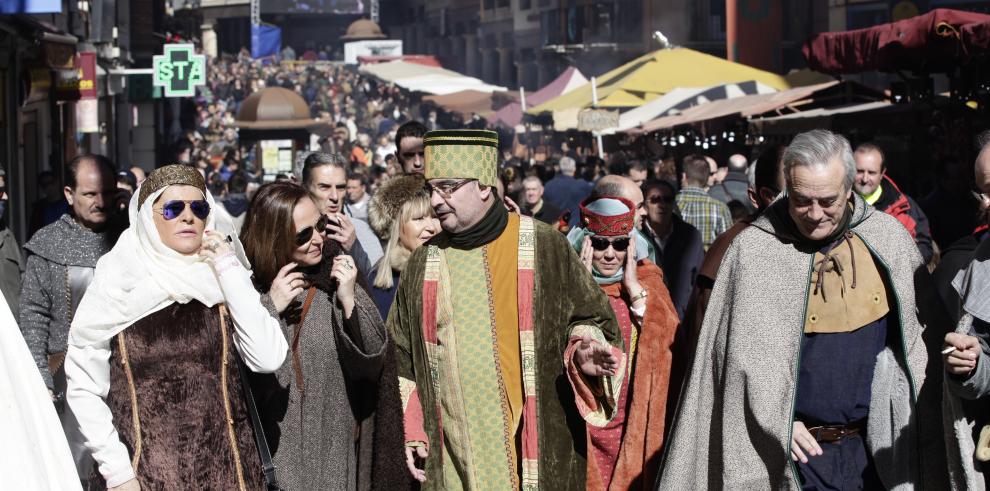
[{"x1": 153, "y1": 44, "x2": 206, "y2": 97}]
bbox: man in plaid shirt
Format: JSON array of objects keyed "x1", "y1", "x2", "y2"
[{"x1": 676, "y1": 154, "x2": 732, "y2": 249}]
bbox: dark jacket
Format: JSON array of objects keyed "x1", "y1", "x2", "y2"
[
  {"x1": 526, "y1": 200, "x2": 564, "y2": 226},
  {"x1": 368, "y1": 266, "x2": 399, "y2": 321},
  {"x1": 0, "y1": 226, "x2": 23, "y2": 317},
  {"x1": 543, "y1": 175, "x2": 592, "y2": 227},
  {"x1": 933, "y1": 225, "x2": 989, "y2": 324},
  {"x1": 641, "y1": 215, "x2": 704, "y2": 320},
  {"x1": 708, "y1": 171, "x2": 753, "y2": 213},
  {"x1": 872, "y1": 175, "x2": 935, "y2": 264}
]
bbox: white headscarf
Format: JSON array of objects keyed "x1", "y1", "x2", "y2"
[{"x1": 69, "y1": 186, "x2": 247, "y2": 347}]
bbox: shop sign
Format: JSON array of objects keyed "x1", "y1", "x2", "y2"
[
  {"x1": 577, "y1": 108, "x2": 619, "y2": 132},
  {"x1": 153, "y1": 43, "x2": 206, "y2": 97}
]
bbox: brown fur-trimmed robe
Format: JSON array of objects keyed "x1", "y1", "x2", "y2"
[{"x1": 93, "y1": 301, "x2": 263, "y2": 490}]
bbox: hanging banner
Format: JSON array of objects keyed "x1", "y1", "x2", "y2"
[
  {"x1": 76, "y1": 98, "x2": 99, "y2": 133},
  {"x1": 77, "y1": 52, "x2": 97, "y2": 98},
  {"x1": 251, "y1": 24, "x2": 282, "y2": 59}
]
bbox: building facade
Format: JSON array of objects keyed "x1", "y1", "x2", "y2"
[{"x1": 386, "y1": 0, "x2": 828, "y2": 91}]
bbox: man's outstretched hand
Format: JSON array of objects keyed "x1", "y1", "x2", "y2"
[{"x1": 573, "y1": 335, "x2": 618, "y2": 377}]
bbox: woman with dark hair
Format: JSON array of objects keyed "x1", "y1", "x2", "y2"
[
  {"x1": 240, "y1": 181, "x2": 407, "y2": 490},
  {"x1": 65, "y1": 164, "x2": 288, "y2": 490}
]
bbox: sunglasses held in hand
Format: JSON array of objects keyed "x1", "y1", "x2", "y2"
[{"x1": 155, "y1": 200, "x2": 211, "y2": 220}]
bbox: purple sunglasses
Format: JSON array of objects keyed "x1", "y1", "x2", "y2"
[{"x1": 155, "y1": 200, "x2": 211, "y2": 220}]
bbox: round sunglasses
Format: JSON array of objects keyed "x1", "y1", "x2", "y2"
[
  {"x1": 155, "y1": 200, "x2": 211, "y2": 221},
  {"x1": 295, "y1": 215, "x2": 330, "y2": 246},
  {"x1": 589, "y1": 236, "x2": 631, "y2": 252}
]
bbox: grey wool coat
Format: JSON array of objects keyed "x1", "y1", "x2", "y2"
[
  {"x1": 657, "y1": 195, "x2": 956, "y2": 490},
  {"x1": 19, "y1": 214, "x2": 118, "y2": 389},
  {"x1": 253, "y1": 282, "x2": 389, "y2": 490}
]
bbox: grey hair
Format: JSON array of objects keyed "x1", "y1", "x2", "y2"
[
  {"x1": 782, "y1": 129, "x2": 856, "y2": 192},
  {"x1": 301, "y1": 151, "x2": 348, "y2": 186},
  {"x1": 522, "y1": 175, "x2": 543, "y2": 187},
  {"x1": 559, "y1": 156, "x2": 576, "y2": 175}
]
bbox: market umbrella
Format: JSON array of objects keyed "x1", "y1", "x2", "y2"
[
  {"x1": 360, "y1": 61, "x2": 507, "y2": 95},
  {"x1": 235, "y1": 87, "x2": 322, "y2": 130},
  {"x1": 489, "y1": 67, "x2": 587, "y2": 129},
  {"x1": 528, "y1": 47, "x2": 791, "y2": 117},
  {"x1": 423, "y1": 90, "x2": 499, "y2": 117},
  {"x1": 614, "y1": 80, "x2": 777, "y2": 132}
]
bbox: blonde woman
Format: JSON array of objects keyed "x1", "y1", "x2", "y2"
[{"x1": 367, "y1": 174, "x2": 439, "y2": 319}]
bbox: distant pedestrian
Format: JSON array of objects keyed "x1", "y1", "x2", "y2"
[{"x1": 676, "y1": 154, "x2": 731, "y2": 249}]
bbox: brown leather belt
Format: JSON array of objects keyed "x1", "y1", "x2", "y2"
[{"x1": 807, "y1": 420, "x2": 866, "y2": 443}]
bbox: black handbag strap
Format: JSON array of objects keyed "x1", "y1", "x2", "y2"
[{"x1": 235, "y1": 354, "x2": 282, "y2": 491}]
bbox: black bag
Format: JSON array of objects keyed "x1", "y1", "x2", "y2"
[{"x1": 236, "y1": 355, "x2": 284, "y2": 491}]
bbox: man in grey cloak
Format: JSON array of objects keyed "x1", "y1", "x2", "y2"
[{"x1": 658, "y1": 129, "x2": 955, "y2": 489}]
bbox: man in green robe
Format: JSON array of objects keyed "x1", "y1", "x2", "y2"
[{"x1": 387, "y1": 129, "x2": 622, "y2": 490}]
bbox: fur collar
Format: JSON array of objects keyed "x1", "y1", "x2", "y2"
[{"x1": 390, "y1": 245, "x2": 412, "y2": 274}]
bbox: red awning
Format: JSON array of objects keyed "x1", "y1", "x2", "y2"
[{"x1": 803, "y1": 8, "x2": 990, "y2": 74}]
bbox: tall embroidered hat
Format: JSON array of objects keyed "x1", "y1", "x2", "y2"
[
  {"x1": 579, "y1": 196, "x2": 636, "y2": 236},
  {"x1": 423, "y1": 129, "x2": 499, "y2": 188}
]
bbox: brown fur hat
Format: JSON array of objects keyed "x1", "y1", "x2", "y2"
[{"x1": 368, "y1": 173, "x2": 430, "y2": 240}]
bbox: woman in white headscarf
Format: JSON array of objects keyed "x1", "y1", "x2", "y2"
[{"x1": 64, "y1": 165, "x2": 288, "y2": 491}]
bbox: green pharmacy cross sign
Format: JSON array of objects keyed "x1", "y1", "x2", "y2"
[{"x1": 153, "y1": 44, "x2": 206, "y2": 97}]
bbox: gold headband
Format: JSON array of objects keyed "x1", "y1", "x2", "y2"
[{"x1": 138, "y1": 164, "x2": 206, "y2": 208}]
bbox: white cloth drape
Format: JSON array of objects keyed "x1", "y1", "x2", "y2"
[{"x1": 0, "y1": 290, "x2": 81, "y2": 490}]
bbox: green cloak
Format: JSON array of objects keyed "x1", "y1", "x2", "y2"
[{"x1": 387, "y1": 219, "x2": 620, "y2": 490}]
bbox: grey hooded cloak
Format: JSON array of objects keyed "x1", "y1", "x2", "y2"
[{"x1": 657, "y1": 195, "x2": 955, "y2": 490}]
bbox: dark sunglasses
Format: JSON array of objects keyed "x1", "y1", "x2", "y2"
[
  {"x1": 156, "y1": 200, "x2": 210, "y2": 220},
  {"x1": 590, "y1": 236, "x2": 631, "y2": 252},
  {"x1": 648, "y1": 195, "x2": 675, "y2": 205},
  {"x1": 296, "y1": 215, "x2": 329, "y2": 246}
]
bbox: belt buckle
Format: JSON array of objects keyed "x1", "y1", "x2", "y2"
[{"x1": 811, "y1": 425, "x2": 843, "y2": 443}]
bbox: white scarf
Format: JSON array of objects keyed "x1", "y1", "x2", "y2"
[{"x1": 69, "y1": 187, "x2": 245, "y2": 347}]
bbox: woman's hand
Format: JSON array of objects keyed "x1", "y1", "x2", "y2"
[
  {"x1": 622, "y1": 238, "x2": 645, "y2": 305},
  {"x1": 405, "y1": 445, "x2": 428, "y2": 483},
  {"x1": 502, "y1": 195, "x2": 522, "y2": 214},
  {"x1": 331, "y1": 255, "x2": 357, "y2": 318},
  {"x1": 198, "y1": 230, "x2": 235, "y2": 263},
  {"x1": 269, "y1": 262, "x2": 305, "y2": 313},
  {"x1": 580, "y1": 236, "x2": 593, "y2": 273}
]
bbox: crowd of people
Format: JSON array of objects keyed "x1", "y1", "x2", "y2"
[{"x1": 5, "y1": 53, "x2": 990, "y2": 491}]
